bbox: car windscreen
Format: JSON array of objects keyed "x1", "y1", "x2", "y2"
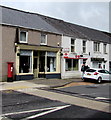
[{"x1": 86, "y1": 69, "x2": 96, "y2": 72}]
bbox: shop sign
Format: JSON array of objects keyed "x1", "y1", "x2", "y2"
[
  {"x1": 91, "y1": 58, "x2": 104, "y2": 62},
  {"x1": 64, "y1": 54, "x2": 84, "y2": 59}
]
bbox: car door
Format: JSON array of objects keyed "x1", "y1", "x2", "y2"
[
  {"x1": 103, "y1": 70, "x2": 110, "y2": 80},
  {"x1": 98, "y1": 70, "x2": 108, "y2": 80},
  {"x1": 108, "y1": 72, "x2": 111, "y2": 81},
  {"x1": 104, "y1": 70, "x2": 111, "y2": 81}
]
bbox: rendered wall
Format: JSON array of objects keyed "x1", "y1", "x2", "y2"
[
  {"x1": 2, "y1": 26, "x2": 16, "y2": 81},
  {"x1": 61, "y1": 35, "x2": 110, "y2": 79}
]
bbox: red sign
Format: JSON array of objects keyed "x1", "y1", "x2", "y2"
[{"x1": 75, "y1": 55, "x2": 80, "y2": 58}]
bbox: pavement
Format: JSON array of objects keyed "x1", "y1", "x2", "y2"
[{"x1": 0, "y1": 78, "x2": 83, "y2": 91}]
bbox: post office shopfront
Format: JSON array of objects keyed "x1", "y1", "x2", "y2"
[{"x1": 15, "y1": 45, "x2": 61, "y2": 80}]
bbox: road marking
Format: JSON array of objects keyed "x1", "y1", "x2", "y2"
[
  {"x1": 22, "y1": 105, "x2": 71, "y2": 120},
  {"x1": 95, "y1": 97, "x2": 110, "y2": 100},
  {"x1": 1, "y1": 105, "x2": 70, "y2": 117}
]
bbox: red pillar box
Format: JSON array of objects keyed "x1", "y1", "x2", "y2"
[{"x1": 7, "y1": 62, "x2": 14, "y2": 82}]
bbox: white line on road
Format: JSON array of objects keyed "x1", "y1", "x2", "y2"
[
  {"x1": 22, "y1": 105, "x2": 71, "y2": 120},
  {"x1": 95, "y1": 97, "x2": 110, "y2": 100},
  {"x1": 1, "y1": 105, "x2": 70, "y2": 117}
]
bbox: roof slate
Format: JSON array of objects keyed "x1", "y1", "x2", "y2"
[
  {"x1": 1, "y1": 6, "x2": 111, "y2": 44},
  {"x1": 1, "y1": 6, "x2": 59, "y2": 34},
  {"x1": 39, "y1": 15, "x2": 88, "y2": 39},
  {"x1": 39, "y1": 15, "x2": 111, "y2": 44}
]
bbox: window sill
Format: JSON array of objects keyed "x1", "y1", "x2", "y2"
[
  {"x1": 94, "y1": 51, "x2": 101, "y2": 54},
  {"x1": 40, "y1": 43, "x2": 47, "y2": 46},
  {"x1": 17, "y1": 73, "x2": 33, "y2": 75},
  {"x1": 83, "y1": 53, "x2": 88, "y2": 55},
  {"x1": 19, "y1": 41, "x2": 28, "y2": 44}
]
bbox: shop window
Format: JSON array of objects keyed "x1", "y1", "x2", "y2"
[
  {"x1": 47, "y1": 52, "x2": 56, "y2": 72},
  {"x1": 47, "y1": 57, "x2": 56, "y2": 72},
  {"x1": 19, "y1": 31, "x2": 28, "y2": 43},
  {"x1": 41, "y1": 33, "x2": 47, "y2": 45},
  {"x1": 19, "y1": 50, "x2": 32, "y2": 73},
  {"x1": 71, "y1": 38, "x2": 75, "y2": 52},
  {"x1": 93, "y1": 62, "x2": 102, "y2": 69},
  {"x1": 65, "y1": 59, "x2": 78, "y2": 71}
]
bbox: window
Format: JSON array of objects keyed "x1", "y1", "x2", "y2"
[
  {"x1": 86, "y1": 69, "x2": 96, "y2": 72},
  {"x1": 41, "y1": 33, "x2": 47, "y2": 45},
  {"x1": 98, "y1": 70, "x2": 109, "y2": 74},
  {"x1": 19, "y1": 50, "x2": 32, "y2": 73},
  {"x1": 83, "y1": 40, "x2": 86, "y2": 53},
  {"x1": 71, "y1": 38, "x2": 75, "y2": 52},
  {"x1": 103, "y1": 43, "x2": 107, "y2": 54},
  {"x1": 94, "y1": 42, "x2": 100, "y2": 52},
  {"x1": 47, "y1": 52, "x2": 56, "y2": 72},
  {"x1": 19, "y1": 31, "x2": 28, "y2": 43},
  {"x1": 65, "y1": 59, "x2": 78, "y2": 71},
  {"x1": 39, "y1": 52, "x2": 56, "y2": 72}
]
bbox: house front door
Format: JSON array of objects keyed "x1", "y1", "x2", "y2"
[{"x1": 33, "y1": 57, "x2": 38, "y2": 78}]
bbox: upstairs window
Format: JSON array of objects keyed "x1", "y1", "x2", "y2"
[
  {"x1": 103, "y1": 43, "x2": 107, "y2": 54},
  {"x1": 83, "y1": 40, "x2": 86, "y2": 53},
  {"x1": 71, "y1": 38, "x2": 75, "y2": 52},
  {"x1": 19, "y1": 31, "x2": 28, "y2": 43},
  {"x1": 94, "y1": 42, "x2": 100, "y2": 52},
  {"x1": 41, "y1": 33, "x2": 47, "y2": 45}
]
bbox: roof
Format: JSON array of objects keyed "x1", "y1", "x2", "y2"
[
  {"x1": 68, "y1": 23, "x2": 111, "y2": 44},
  {"x1": 39, "y1": 15, "x2": 88, "y2": 39},
  {"x1": 1, "y1": 5, "x2": 111, "y2": 44},
  {"x1": 1, "y1": 6, "x2": 59, "y2": 34},
  {"x1": 39, "y1": 15, "x2": 111, "y2": 44}
]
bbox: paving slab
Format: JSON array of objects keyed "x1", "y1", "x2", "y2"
[{"x1": 0, "y1": 78, "x2": 82, "y2": 91}]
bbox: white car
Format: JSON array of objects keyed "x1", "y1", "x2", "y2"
[{"x1": 83, "y1": 68, "x2": 111, "y2": 83}]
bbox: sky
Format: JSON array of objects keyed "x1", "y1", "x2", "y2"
[{"x1": 0, "y1": 0, "x2": 110, "y2": 32}]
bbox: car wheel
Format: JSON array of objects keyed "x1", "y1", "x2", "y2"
[{"x1": 97, "y1": 77, "x2": 102, "y2": 83}]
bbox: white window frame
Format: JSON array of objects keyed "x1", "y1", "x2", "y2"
[
  {"x1": 40, "y1": 33, "x2": 47, "y2": 45},
  {"x1": 103, "y1": 43, "x2": 107, "y2": 54},
  {"x1": 19, "y1": 31, "x2": 28, "y2": 43},
  {"x1": 71, "y1": 38, "x2": 75, "y2": 53},
  {"x1": 94, "y1": 42, "x2": 100, "y2": 52},
  {"x1": 83, "y1": 40, "x2": 86, "y2": 53}
]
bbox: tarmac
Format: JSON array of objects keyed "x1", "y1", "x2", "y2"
[{"x1": 0, "y1": 78, "x2": 82, "y2": 91}]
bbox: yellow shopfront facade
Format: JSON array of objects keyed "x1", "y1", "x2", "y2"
[{"x1": 15, "y1": 44, "x2": 61, "y2": 80}]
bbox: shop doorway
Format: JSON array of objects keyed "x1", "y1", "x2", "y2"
[{"x1": 33, "y1": 57, "x2": 38, "y2": 78}]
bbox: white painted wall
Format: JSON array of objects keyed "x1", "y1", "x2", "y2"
[
  {"x1": 109, "y1": 44, "x2": 111, "y2": 61},
  {"x1": 61, "y1": 35, "x2": 110, "y2": 79},
  {"x1": 61, "y1": 36, "x2": 84, "y2": 79}
]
